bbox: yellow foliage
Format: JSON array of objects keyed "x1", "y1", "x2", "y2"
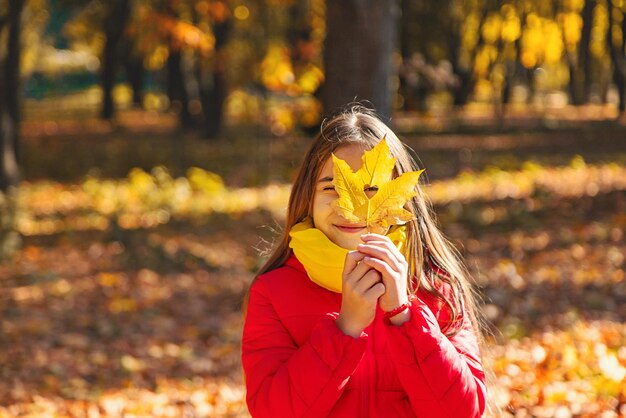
[
  {"x1": 296, "y1": 64, "x2": 324, "y2": 95},
  {"x1": 521, "y1": 19, "x2": 543, "y2": 66},
  {"x1": 500, "y1": 6, "x2": 521, "y2": 43},
  {"x1": 544, "y1": 22, "x2": 564, "y2": 64},
  {"x1": 521, "y1": 17, "x2": 564, "y2": 68},
  {"x1": 561, "y1": 12, "x2": 583, "y2": 47},
  {"x1": 563, "y1": 0, "x2": 585, "y2": 12},
  {"x1": 259, "y1": 44, "x2": 295, "y2": 92},
  {"x1": 520, "y1": 50, "x2": 537, "y2": 68},
  {"x1": 474, "y1": 44, "x2": 499, "y2": 77},
  {"x1": 590, "y1": 3, "x2": 609, "y2": 58},
  {"x1": 296, "y1": 96, "x2": 323, "y2": 127},
  {"x1": 234, "y1": 5, "x2": 250, "y2": 20},
  {"x1": 145, "y1": 45, "x2": 170, "y2": 71},
  {"x1": 15, "y1": 158, "x2": 626, "y2": 237},
  {"x1": 224, "y1": 89, "x2": 262, "y2": 124},
  {"x1": 501, "y1": 18, "x2": 521, "y2": 44},
  {"x1": 462, "y1": 12, "x2": 481, "y2": 52},
  {"x1": 187, "y1": 168, "x2": 225, "y2": 194},
  {"x1": 112, "y1": 85, "x2": 133, "y2": 106},
  {"x1": 482, "y1": 14, "x2": 502, "y2": 44}
]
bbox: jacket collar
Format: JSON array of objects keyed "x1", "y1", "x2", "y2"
[{"x1": 285, "y1": 253, "x2": 306, "y2": 274}]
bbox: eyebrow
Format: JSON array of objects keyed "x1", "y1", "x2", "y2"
[{"x1": 318, "y1": 176, "x2": 333, "y2": 183}]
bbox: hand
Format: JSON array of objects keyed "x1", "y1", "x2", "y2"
[
  {"x1": 357, "y1": 234, "x2": 410, "y2": 322},
  {"x1": 336, "y1": 251, "x2": 386, "y2": 337}
]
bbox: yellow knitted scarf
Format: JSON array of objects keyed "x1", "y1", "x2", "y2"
[{"x1": 288, "y1": 220, "x2": 407, "y2": 293}]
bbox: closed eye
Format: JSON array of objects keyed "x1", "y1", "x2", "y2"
[{"x1": 321, "y1": 186, "x2": 376, "y2": 192}]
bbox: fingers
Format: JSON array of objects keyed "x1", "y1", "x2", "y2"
[
  {"x1": 353, "y1": 270, "x2": 386, "y2": 302},
  {"x1": 343, "y1": 251, "x2": 373, "y2": 288},
  {"x1": 360, "y1": 234, "x2": 405, "y2": 266},
  {"x1": 361, "y1": 233, "x2": 395, "y2": 246},
  {"x1": 358, "y1": 235, "x2": 409, "y2": 306},
  {"x1": 361, "y1": 256, "x2": 396, "y2": 283},
  {"x1": 357, "y1": 243, "x2": 406, "y2": 272},
  {"x1": 343, "y1": 253, "x2": 386, "y2": 301},
  {"x1": 343, "y1": 251, "x2": 365, "y2": 275},
  {"x1": 354, "y1": 269, "x2": 382, "y2": 293},
  {"x1": 367, "y1": 282, "x2": 386, "y2": 299}
]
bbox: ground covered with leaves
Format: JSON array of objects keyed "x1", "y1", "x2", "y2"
[{"x1": 1, "y1": 112, "x2": 625, "y2": 417}]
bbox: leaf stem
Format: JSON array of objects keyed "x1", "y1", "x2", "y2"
[{"x1": 366, "y1": 199, "x2": 371, "y2": 233}]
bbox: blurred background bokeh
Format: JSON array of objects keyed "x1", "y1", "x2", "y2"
[{"x1": 0, "y1": 0, "x2": 625, "y2": 417}]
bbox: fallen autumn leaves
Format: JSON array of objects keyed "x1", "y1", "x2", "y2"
[{"x1": 1, "y1": 158, "x2": 625, "y2": 417}]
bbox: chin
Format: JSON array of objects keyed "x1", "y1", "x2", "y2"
[{"x1": 336, "y1": 238, "x2": 360, "y2": 251}]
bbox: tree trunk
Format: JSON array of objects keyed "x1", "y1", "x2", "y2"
[
  {"x1": 448, "y1": 1, "x2": 494, "y2": 107},
  {"x1": 570, "y1": 0, "x2": 594, "y2": 105},
  {"x1": 607, "y1": 0, "x2": 626, "y2": 113},
  {"x1": 398, "y1": 0, "x2": 412, "y2": 111},
  {"x1": 200, "y1": 19, "x2": 231, "y2": 139},
  {"x1": 167, "y1": 47, "x2": 192, "y2": 128},
  {"x1": 0, "y1": 0, "x2": 24, "y2": 260},
  {"x1": 1, "y1": 0, "x2": 23, "y2": 191},
  {"x1": 614, "y1": 65, "x2": 626, "y2": 113},
  {"x1": 101, "y1": 0, "x2": 131, "y2": 120},
  {"x1": 125, "y1": 52, "x2": 145, "y2": 107},
  {"x1": 502, "y1": 22, "x2": 527, "y2": 106},
  {"x1": 200, "y1": 63, "x2": 227, "y2": 138},
  {"x1": 608, "y1": 1, "x2": 626, "y2": 113},
  {"x1": 524, "y1": 66, "x2": 536, "y2": 104},
  {"x1": 322, "y1": 0, "x2": 399, "y2": 119}
]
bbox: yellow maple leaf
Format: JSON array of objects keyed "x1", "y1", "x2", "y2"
[
  {"x1": 331, "y1": 139, "x2": 424, "y2": 231},
  {"x1": 331, "y1": 154, "x2": 369, "y2": 223},
  {"x1": 356, "y1": 137, "x2": 396, "y2": 190}
]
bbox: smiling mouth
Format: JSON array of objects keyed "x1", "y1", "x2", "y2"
[{"x1": 334, "y1": 224, "x2": 367, "y2": 233}]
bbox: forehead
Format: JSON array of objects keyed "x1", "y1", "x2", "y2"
[{"x1": 318, "y1": 144, "x2": 367, "y2": 179}]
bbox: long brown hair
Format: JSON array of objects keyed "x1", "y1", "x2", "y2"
[{"x1": 250, "y1": 105, "x2": 483, "y2": 337}]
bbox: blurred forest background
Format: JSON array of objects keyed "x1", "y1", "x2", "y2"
[{"x1": 1, "y1": 0, "x2": 626, "y2": 417}]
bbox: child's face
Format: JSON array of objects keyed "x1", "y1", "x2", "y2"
[{"x1": 312, "y1": 144, "x2": 369, "y2": 250}]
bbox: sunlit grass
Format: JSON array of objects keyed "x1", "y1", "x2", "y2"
[{"x1": 15, "y1": 157, "x2": 626, "y2": 236}]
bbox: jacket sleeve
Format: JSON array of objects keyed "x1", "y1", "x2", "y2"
[
  {"x1": 242, "y1": 280, "x2": 367, "y2": 418},
  {"x1": 383, "y1": 298, "x2": 487, "y2": 418}
]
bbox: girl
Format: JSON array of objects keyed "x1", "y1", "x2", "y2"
[{"x1": 242, "y1": 106, "x2": 487, "y2": 417}]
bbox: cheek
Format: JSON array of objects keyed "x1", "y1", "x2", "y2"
[
  {"x1": 310, "y1": 193, "x2": 322, "y2": 223},
  {"x1": 312, "y1": 193, "x2": 333, "y2": 220}
]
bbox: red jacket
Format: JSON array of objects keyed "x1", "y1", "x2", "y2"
[{"x1": 242, "y1": 256, "x2": 486, "y2": 417}]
